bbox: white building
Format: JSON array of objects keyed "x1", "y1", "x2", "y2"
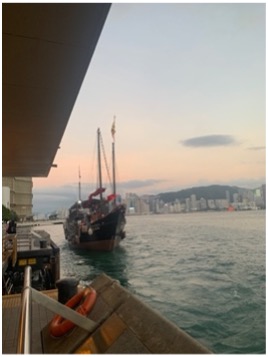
[
  {"x1": 2, "y1": 186, "x2": 10, "y2": 209},
  {"x1": 2, "y1": 177, "x2": 33, "y2": 219}
]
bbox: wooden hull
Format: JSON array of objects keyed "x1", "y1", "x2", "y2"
[
  {"x1": 64, "y1": 205, "x2": 126, "y2": 252},
  {"x1": 67, "y1": 235, "x2": 123, "y2": 251}
]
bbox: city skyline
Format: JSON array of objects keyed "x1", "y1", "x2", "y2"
[
  {"x1": 32, "y1": 3, "x2": 265, "y2": 214},
  {"x1": 32, "y1": 181, "x2": 265, "y2": 215}
]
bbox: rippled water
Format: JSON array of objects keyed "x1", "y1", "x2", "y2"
[{"x1": 42, "y1": 210, "x2": 266, "y2": 354}]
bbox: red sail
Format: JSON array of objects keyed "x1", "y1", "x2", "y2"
[
  {"x1": 88, "y1": 187, "x2": 106, "y2": 201},
  {"x1": 107, "y1": 194, "x2": 116, "y2": 202}
]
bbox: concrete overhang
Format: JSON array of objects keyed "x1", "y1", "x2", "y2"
[{"x1": 2, "y1": 3, "x2": 111, "y2": 177}]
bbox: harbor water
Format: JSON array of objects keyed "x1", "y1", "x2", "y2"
[{"x1": 42, "y1": 210, "x2": 265, "y2": 354}]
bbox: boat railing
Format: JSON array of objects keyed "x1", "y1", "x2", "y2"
[{"x1": 17, "y1": 265, "x2": 32, "y2": 354}]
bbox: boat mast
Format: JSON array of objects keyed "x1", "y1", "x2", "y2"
[
  {"x1": 112, "y1": 141, "x2": 116, "y2": 197},
  {"x1": 97, "y1": 128, "x2": 103, "y2": 201},
  {"x1": 78, "y1": 166, "x2": 81, "y2": 201},
  {"x1": 111, "y1": 117, "x2": 116, "y2": 206}
]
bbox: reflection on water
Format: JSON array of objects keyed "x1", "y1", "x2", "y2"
[
  {"x1": 69, "y1": 245, "x2": 130, "y2": 288},
  {"x1": 42, "y1": 224, "x2": 130, "y2": 288}
]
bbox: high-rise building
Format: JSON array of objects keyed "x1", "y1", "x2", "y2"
[
  {"x1": 190, "y1": 194, "x2": 197, "y2": 211},
  {"x1": 2, "y1": 177, "x2": 33, "y2": 219}
]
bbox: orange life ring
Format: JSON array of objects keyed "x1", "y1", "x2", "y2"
[{"x1": 50, "y1": 287, "x2": 97, "y2": 337}]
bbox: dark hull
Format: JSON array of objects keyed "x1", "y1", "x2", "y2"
[{"x1": 64, "y1": 205, "x2": 126, "y2": 251}]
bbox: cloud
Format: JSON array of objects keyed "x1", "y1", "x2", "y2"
[
  {"x1": 181, "y1": 135, "x2": 237, "y2": 148},
  {"x1": 192, "y1": 177, "x2": 265, "y2": 190},
  {"x1": 247, "y1": 146, "x2": 266, "y2": 151},
  {"x1": 215, "y1": 177, "x2": 266, "y2": 189},
  {"x1": 33, "y1": 187, "x2": 76, "y2": 214},
  {"x1": 118, "y1": 179, "x2": 166, "y2": 190}
]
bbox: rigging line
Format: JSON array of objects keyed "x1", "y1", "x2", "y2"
[{"x1": 99, "y1": 131, "x2": 113, "y2": 189}]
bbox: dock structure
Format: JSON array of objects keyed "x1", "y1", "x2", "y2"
[
  {"x1": 2, "y1": 227, "x2": 60, "y2": 295},
  {"x1": 2, "y1": 289, "x2": 57, "y2": 353},
  {"x1": 3, "y1": 272, "x2": 211, "y2": 354},
  {"x1": 2, "y1": 227, "x2": 211, "y2": 354},
  {"x1": 2, "y1": 227, "x2": 51, "y2": 273}
]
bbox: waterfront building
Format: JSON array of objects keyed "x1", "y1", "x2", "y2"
[
  {"x1": 225, "y1": 190, "x2": 230, "y2": 204},
  {"x1": 214, "y1": 199, "x2": 229, "y2": 210},
  {"x1": 254, "y1": 186, "x2": 265, "y2": 208},
  {"x1": 185, "y1": 197, "x2": 191, "y2": 212},
  {"x1": 173, "y1": 199, "x2": 182, "y2": 213},
  {"x1": 190, "y1": 194, "x2": 198, "y2": 211},
  {"x1": 207, "y1": 199, "x2": 216, "y2": 210},
  {"x1": 2, "y1": 177, "x2": 33, "y2": 220},
  {"x1": 199, "y1": 197, "x2": 207, "y2": 210},
  {"x1": 2, "y1": 186, "x2": 10, "y2": 209},
  {"x1": 260, "y1": 185, "x2": 266, "y2": 208},
  {"x1": 125, "y1": 192, "x2": 150, "y2": 215},
  {"x1": 233, "y1": 193, "x2": 239, "y2": 204}
]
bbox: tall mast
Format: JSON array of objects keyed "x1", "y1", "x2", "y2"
[
  {"x1": 78, "y1": 166, "x2": 81, "y2": 201},
  {"x1": 97, "y1": 128, "x2": 103, "y2": 201},
  {"x1": 112, "y1": 141, "x2": 116, "y2": 198},
  {"x1": 111, "y1": 116, "x2": 116, "y2": 205}
]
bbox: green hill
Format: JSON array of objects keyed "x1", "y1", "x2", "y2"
[{"x1": 157, "y1": 185, "x2": 246, "y2": 203}]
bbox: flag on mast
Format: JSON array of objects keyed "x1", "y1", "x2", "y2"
[{"x1": 111, "y1": 116, "x2": 116, "y2": 140}]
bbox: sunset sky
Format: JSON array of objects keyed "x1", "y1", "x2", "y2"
[{"x1": 33, "y1": 3, "x2": 265, "y2": 214}]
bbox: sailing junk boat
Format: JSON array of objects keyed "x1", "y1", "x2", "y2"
[{"x1": 64, "y1": 126, "x2": 126, "y2": 251}]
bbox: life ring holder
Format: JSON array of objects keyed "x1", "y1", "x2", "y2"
[{"x1": 50, "y1": 287, "x2": 97, "y2": 338}]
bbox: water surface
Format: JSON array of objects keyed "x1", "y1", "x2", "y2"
[{"x1": 42, "y1": 210, "x2": 265, "y2": 353}]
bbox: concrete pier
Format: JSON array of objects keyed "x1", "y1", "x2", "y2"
[{"x1": 42, "y1": 273, "x2": 211, "y2": 354}]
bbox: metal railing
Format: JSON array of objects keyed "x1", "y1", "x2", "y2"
[{"x1": 17, "y1": 266, "x2": 32, "y2": 354}]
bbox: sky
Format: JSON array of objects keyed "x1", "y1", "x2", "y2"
[{"x1": 33, "y1": 2, "x2": 266, "y2": 214}]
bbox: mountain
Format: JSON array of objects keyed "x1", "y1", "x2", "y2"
[{"x1": 157, "y1": 185, "x2": 249, "y2": 203}]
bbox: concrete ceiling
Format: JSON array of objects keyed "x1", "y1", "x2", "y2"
[{"x1": 2, "y1": 3, "x2": 111, "y2": 177}]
